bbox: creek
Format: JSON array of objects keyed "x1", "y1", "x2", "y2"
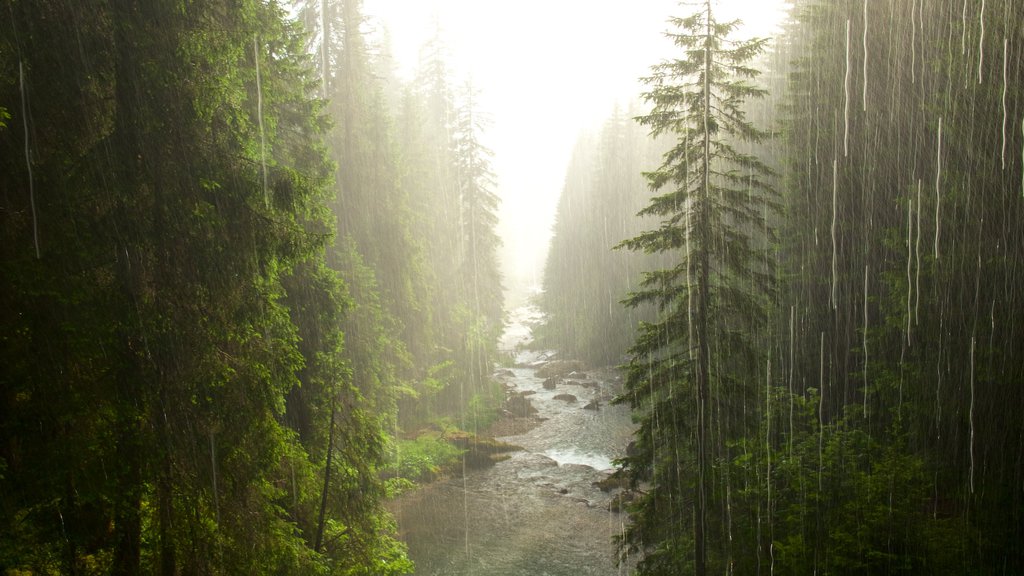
[{"x1": 390, "y1": 305, "x2": 637, "y2": 575}]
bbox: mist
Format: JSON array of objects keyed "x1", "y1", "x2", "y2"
[{"x1": 2, "y1": 1, "x2": 1022, "y2": 575}]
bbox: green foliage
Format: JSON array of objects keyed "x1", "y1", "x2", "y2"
[
  {"x1": 297, "y1": 0, "x2": 505, "y2": 440},
  {"x1": 616, "y1": 3, "x2": 777, "y2": 573},
  {"x1": 728, "y1": 386, "x2": 969, "y2": 575},
  {"x1": 386, "y1": 434, "x2": 466, "y2": 485},
  {"x1": 0, "y1": 0, "x2": 410, "y2": 573},
  {"x1": 775, "y1": 0, "x2": 1024, "y2": 570}
]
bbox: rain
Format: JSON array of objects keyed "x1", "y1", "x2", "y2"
[{"x1": 1, "y1": 0, "x2": 1023, "y2": 575}]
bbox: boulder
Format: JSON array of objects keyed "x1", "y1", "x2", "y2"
[
  {"x1": 542, "y1": 377, "x2": 559, "y2": 390},
  {"x1": 592, "y1": 471, "x2": 629, "y2": 493},
  {"x1": 535, "y1": 360, "x2": 585, "y2": 379},
  {"x1": 566, "y1": 370, "x2": 589, "y2": 380},
  {"x1": 504, "y1": 392, "x2": 538, "y2": 417},
  {"x1": 553, "y1": 393, "x2": 577, "y2": 403},
  {"x1": 446, "y1": 432, "x2": 523, "y2": 471},
  {"x1": 608, "y1": 490, "x2": 637, "y2": 513},
  {"x1": 493, "y1": 368, "x2": 515, "y2": 378},
  {"x1": 583, "y1": 399, "x2": 601, "y2": 411}
]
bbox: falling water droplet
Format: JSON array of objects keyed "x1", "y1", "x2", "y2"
[
  {"x1": 19, "y1": 60, "x2": 39, "y2": 259},
  {"x1": 254, "y1": 35, "x2": 268, "y2": 205},
  {"x1": 844, "y1": 18, "x2": 851, "y2": 155},
  {"x1": 969, "y1": 335, "x2": 976, "y2": 494},
  {"x1": 962, "y1": 0, "x2": 969, "y2": 55},
  {"x1": 831, "y1": 158, "x2": 838, "y2": 309},
  {"x1": 935, "y1": 117, "x2": 943, "y2": 259},
  {"x1": 863, "y1": 264, "x2": 869, "y2": 418},
  {"x1": 906, "y1": 195, "x2": 913, "y2": 346},
  {"x1": 818, "y1": 331, "x2": 825, "y2": 493},
  {"x1": 978, "y1": 0, "x2": 986, "y2": 84},
  {"x1": 911, "y1": 0, "x2": 917, "y2": 84},
  {"x1": 862, "y1": 0, "x2": 868, "y2": 112},
  {"x1": 915, "y1": 179, "x2": 921, "y2": 324},
  {"x1": 1001, "y1": 37, "x2": 1008, "y2": 170},
  {"x1": 788, "y1": 307, "x2": 794, "y2": 457}
]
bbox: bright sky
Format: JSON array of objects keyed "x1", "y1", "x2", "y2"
[{"x1": 361, "y1": 0, "x2": 789, "y2": 301}]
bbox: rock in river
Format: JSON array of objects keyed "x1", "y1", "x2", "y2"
[
  {"x1": 536, "y1": 360, "x2": 585, "y2": 378},
  {"x1": 553, "y1": 393, "x2": 577, "y2": 403}
]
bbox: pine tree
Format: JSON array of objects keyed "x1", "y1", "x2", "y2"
[
  {"x1": 616, "y1": 3, "x2": 776, "y2": 573},
  {"x1": 451, "y1": 81, "x2": 503, "y2": 408}
]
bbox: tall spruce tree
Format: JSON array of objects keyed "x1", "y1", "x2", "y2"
[
  {"x1": 451, "y1": 81, "x2": 503, "y2": 412},
  {"x1": 616, "y1": 3, "x2": 776, "y2": 574}
]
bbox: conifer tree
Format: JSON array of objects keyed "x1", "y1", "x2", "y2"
[{"x1": 616, "y1": 3, "x2": 776, "y2": 573}]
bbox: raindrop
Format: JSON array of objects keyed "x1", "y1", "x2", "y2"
[
  {"x1": 1002, "y1": 37, "x2": 1008, "y2": 170},
  {"x1": 978, "y1": 0, "x2": 986, "y2": 84},
  {"x1": 818, "y1": 331, "x2": 825, "y2": 493},
  {"x1": 969, "y1": 335, "x2": 976, "y2": 494},
  {"x1": 19, "y1": 60, "x2": 39, "y2": 259},
  {"x1": 831, "y1": 157, "x2": 838, "y2": 309},
  {"x1": 862, "y1": 0, "x2": 868, "y2": 111},
  {"x1": 906, "y1": 195, "x2": 913, "y2": 346},
  {"x1": 911, "y1": 0, "x2": 917, "y2": 84},
  {"x1": 935, "y1": 117, "x2": 943, "y2": 259},
  {"x1": 863, "y1": 264, "x2": 869, "y2": 418},
  {"x1": 254, "y1": 35, "x2": 268, "y2": 205},
  {"x1": 962, "y1": 0, "x2": 968, "y2": 55},
  {"x1": 844, "y1": 18, "x2": 851, "y2": 155},
  {"x1": 915, "y1": 179, "x2": 921, "y2": 325},
  {"x1": 788, "y1": 307, "x2": 794, "y2": 457}
]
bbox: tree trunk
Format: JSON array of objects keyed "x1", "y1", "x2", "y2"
[
  {"x1": 693, "y1": 4, "x2": 714, "y2": 575},
  {"x1": 314, "y1": 399, "x2": 337, "y2": 552}
]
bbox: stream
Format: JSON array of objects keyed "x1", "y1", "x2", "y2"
[{"x1": 390, "y1": 306, "x2": 637, "y2": 575}]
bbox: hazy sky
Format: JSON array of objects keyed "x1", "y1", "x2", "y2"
[{"x1": 361, "y1": 0, "x2": 789, "y2": 299}]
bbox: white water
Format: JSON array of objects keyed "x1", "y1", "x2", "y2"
[{"x1": 392, "y1": 306, "x2": 636, "y2": 575}]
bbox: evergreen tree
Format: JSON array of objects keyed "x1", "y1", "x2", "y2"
[
  {"x1": 451, "y1": 81, "x2": 504, "y2": 411},
  {"x1": 0, "y1": 0, "x2": 410, "y2": 573},
  {"x1": 772, "y1": 0, "x2": 1024, "y2": 570},
  {"x1": 538, "y1": 105, "x2": 670, "y2": 365},
  {"x1": 616, "y1": 3, "x2": 776, "y2": 573}
]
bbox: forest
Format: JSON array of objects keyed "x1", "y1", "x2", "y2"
[{"x1": 1, "y1": 0, "x2": 1022, "y2": 575}]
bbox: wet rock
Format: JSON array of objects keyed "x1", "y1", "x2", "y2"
[
  {"x1": 519, "y1": 390, "x2": 537, "y2": 396},
  {"x1": 626, "y1": 440, "x2": 639, "y2": 457},
  {"x1": 542, "y1": 376, "x2": 559, "y2": 390},
  {"x1": 583, "y1": 399, "x2": 601, "y2": 411},
  {"x1": 535, "y1": 359, "x2": 585, "y2": 378},
  {"x1": 608, "y1": 490, "x2": 637, "y2": 513},
  {"x1": 566, "y1": 370, "x2": 589, "y2": 380},
  {"x1": 515, "y1": 453, "x2": 559, "y2": 469},
  {"x1": 552, "y1": 393, "x2": 577, "y2": 403},
  {"x1": 493, "y1": 368, "x2": 515, "y2": 378},
  {"x1": 592, "y1": 471, "x2": 629, "y2": 493},
  {"x1": 504, "y1": 392, "x2": 538, "y2": 417},
  {"x1": 445, "y1": 432, "x2": 523, "y2": 471}
]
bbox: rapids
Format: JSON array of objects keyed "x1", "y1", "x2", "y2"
[{"x1": 390, "y1": 306, "x2": 637, "y2": 575}]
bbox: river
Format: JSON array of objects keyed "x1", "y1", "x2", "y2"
[{"x1": 390, "y1": 305, "x2": 638, "y2": 575}]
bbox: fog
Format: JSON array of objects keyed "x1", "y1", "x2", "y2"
[{"x1": 363, "y1": 0, "x2": 788, "y2": 301}]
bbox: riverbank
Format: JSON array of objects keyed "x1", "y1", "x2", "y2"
[{"x1": 388, "y1": 307, "x2": 637, "y2": 574}]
